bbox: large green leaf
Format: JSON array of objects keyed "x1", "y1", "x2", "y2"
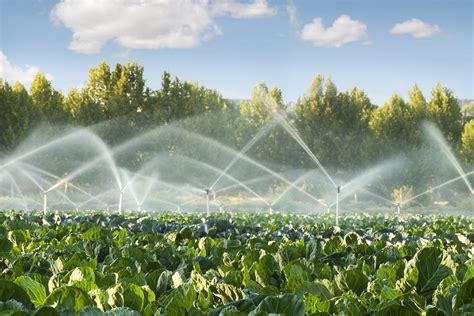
[
  {"x1": 336, "y1": 268, "x2": 369, "y2": 295},
  {"x1": 107, "y1": 283, "x2": 145, "y2": 312},
  {"x1": 455, "y1": 278, "x2": 474, "y2": 309},
  {"x1": 250, "y1": 294, "x2": 305, "y2": 316},
  {"x1": 44, "y1": 286, "x2": 93, "y2": 312},
  {"x1": 158, "y1": 282, "x2": 195, "y2": 316},
  {"x1": 414, "y1": 247, "x2": 455, "y2": 299},
  {"x1": 14, "y1": 276, "x2": 47, "y2": 307},
  {"x1": 296, "y1": 281, "x2": 333, "y2": 300},
  {"x1": 0, "y1": 280, "x2": 33, "y2": 309}
]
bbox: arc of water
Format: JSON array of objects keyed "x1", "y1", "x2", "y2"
[
  {"x1": 403, "y1": 170, "x2": 474, "y2": 205},
  {"x1": 165, "y1": 127, "x2": 327, "y2": 207},
  {"x1": 210, "y1": 114, "x2": 284, "y2": 190},
  {"x1": 271, "y1": 170, "x2": 328, "y2": 207},
  {"x1": 14, "y1": 167, "x2": 77, "y2": 210},
  {"x1": 45, "y1": 133, "x2": 122, "y2": 193},
  {"x1": 275, "y1": 112, "x2": 338, "y2": 189},
  {"x1": 215, "y1": 174, "x2": 276, "y2": 194},
  {"x1": 424, "y1": 123, "x2": 473, "y2": 194},
  {"x1": 360, "y1": 188, "x2": 397, "y2": 206},
  {"x1": 21, "y1": 163, "x2": 107, "y2": 207},
  {"x1": 0, "y1": 129, "x2": 88, "y2": 171},
  {"x1": 1, "y1": 171, "x2": 28, "y2": 209},
  {"x1": 173, "y1": 154, "x2": 272, "y2": 206}
]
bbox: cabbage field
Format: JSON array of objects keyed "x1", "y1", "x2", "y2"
[{"x1": 0, "y1": 211, "x2": 473, "y2": 315}]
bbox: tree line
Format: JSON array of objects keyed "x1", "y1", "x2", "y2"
[{"x1": 1, "y1": 61, "x2": 473, "y2": 184}]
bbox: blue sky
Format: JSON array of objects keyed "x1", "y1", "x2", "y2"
[{"x1": 1, "y1": 0, "x2": 472, "y2": 105}]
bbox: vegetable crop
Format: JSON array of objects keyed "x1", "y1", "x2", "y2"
[{"x1": 0, "y1": 211, "x2": 473, "y2": 315}]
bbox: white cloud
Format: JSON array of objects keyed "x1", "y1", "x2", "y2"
[
  {"x1": 300, "y1": 15, "x2": 368, "y2": 47},
  {"x1": 0, "y1": 51, "x2": 51, "y2": 85},
  {"x1": 286, "y1": 2, "x2": 298, "y2": 27},
  {"x1": 212, "y1": 0, "x2": 277, "y2": 19},
  {"x1": 51, "y1": 0, "x2": 277, "y2": 54},
  {"x1": 51, "y1": 0, "x2": 220, "y2": 54},
  {"x1": 390, "y1": 19, "x2": 440, "y2": 38}
]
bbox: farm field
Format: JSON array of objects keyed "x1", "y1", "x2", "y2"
[{"x1": 0, "y1": 211, "x2": 473, "y2": 315}]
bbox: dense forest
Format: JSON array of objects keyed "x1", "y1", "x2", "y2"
[{"x1": 1, "y1": 61, "x2": 473, "y2": 185}]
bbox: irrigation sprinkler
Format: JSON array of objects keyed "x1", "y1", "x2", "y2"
[
  {"x1": 335, "y1": 186, "x2": 340, "y2": 226},
  {"x1": 269, "y1": 206, "x2": 274, "y2": 214},
  {"x1": 398, "y1": 190, "x2": 403, "y2": 214},
  {"x1": 43, "y1": 191, "x2": 48, "y2": 211},
  {"x1": 118, "y1": 190, "x2": 123, "y2": 212},
  {"x1": 205, "y1": 189, "x2": 211, "y2": 217},
  {"x1": 137, "y1": 203, "x2": 142, "y2": 212},
  {"x1": 219, "y1": 206, "x2": 223, "y2": 213},
  {"x1": 177, "y1": 205, "x2": 181, "y2": 213}
]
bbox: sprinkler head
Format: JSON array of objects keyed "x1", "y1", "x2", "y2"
[
  {"x1": 204, "y1": 189, "x2": 210, "y2": 195},
  {"x1": 337, "y1": 186, "x2": 341, "y2": 194}
]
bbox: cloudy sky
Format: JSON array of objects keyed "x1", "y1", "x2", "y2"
[{"x1": 1, "y1": 0, "x2": 472, "y2": 104}]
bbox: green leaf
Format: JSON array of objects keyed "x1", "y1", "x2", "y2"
[
  {"x1": 463, "y1": 265, "x2": 474, "y2": 282},
  {"x1": 14, "y1": 276, "x2": 47, "y2": 307},
  {"x1": 33, "y1": 306, "x2": 60, "y2": 316},
  {"x1": 336, "y1": 268, "x2": 369, "y2": 295},
  {"x1": 0, "y1": 280, "x2": 33, "y2": 309},
  {"x1": 159, "y1": 282, "x2": 195, "y2": 315},
  {"x1": 250, "y1": 294, "x2": 305, "y2": 316},
  {"x1": 44, "y1": 286, "x2": 93, "y2": 312},
  {"x1": 0, "y1": 237, "x2": 13, "y2": 252},
  {"x1": 414, "y1": 247, "x2": 455, "y2": 299},
  {"x1": 376, "y1": 303, "x2": 418, "y2": 316},
  {"x1": 296, "y1": 281, "x2": 332, "y2": 300},
  {"x1": 455, "y1": 278, "x2": 474, "y2": 309},
  {"x1": 283, "y1": 264, "x2": 307, "y2": 292},
  {"x1": 106, "y1": 283, "x2": 145, "y2": 312}
]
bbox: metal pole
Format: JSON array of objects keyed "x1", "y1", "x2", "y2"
[
  {"x1": 118, "y1": 191, "x2": 123, "y2": 212},
  {"x1": 336, "y1": 186, "x2": 340, "y2": 226},
  {"x1": 399, "y1": 190, "x2": 403, "y2": 214},
  {"x1": 205, "y1": 189, "x2": 210, "y2": 217},
  {"x1": 43, "y1": 191, "x2": 47, "y2": 211}
]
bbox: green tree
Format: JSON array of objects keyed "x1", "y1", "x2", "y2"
[
  {"x1": 30, "y1": 73, "x2": 68, "y2": 124},
  {"x1": 427, "y1": 83, "x2": 462, "y2": 143},
  {"x1": 293, "y1": 75, "x2": 375, "y2": 171},
  {"x1": 0, "y1": 81, "x2": 38, "y2": 151},
  {"x1": 369, "y1": 94, "x2": 417, "y2": 151},
  {"x1": 461, "y1": 120, "x2": 474, "y2": 163},
  {"x1": 461, "y1": 101, "x2": 474, "y2": 123},
  {"x1": 240, "y1": 83, "x2": 285, "y2": 127}
]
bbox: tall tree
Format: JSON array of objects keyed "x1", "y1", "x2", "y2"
[
  {"x1": 369, "y1": 94, "x2": 417, "y2": 151},
  {"x1": 294, "y1": 75, "x2": 375, "y2": 172},
  {"x1": 461, "y1": 120, "x2": 474, "y2": 163},
  {"x1": 427, "y1": 83, "x2": 462, "y2": 143},
  {"x1": 0, "y1": 81, "x2": 38, "y2": 151},
  {"x1": 30, "y1": 73, "x2": 68, "y2": 124}
]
